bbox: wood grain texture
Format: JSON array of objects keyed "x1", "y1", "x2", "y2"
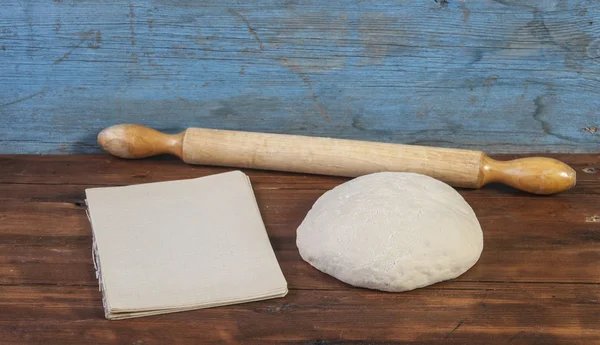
[
  {"x1": 1, "y1": 1, "x2": 599, "y2": 154},
  {"x1": 1, "y1": 154, "x2": 599, "y2": 344}
]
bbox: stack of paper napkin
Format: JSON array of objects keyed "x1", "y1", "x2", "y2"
[{"x1": 85, "y1": 171, "x2": 287, "y2": 320}]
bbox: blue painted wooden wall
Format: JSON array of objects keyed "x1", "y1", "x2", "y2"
[{"x1": 1, "y1": 0, "x2": 599, "y2": 154}]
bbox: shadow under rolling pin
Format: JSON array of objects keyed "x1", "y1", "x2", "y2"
[{"x1": 97, "y1": 124, "x2": 576, "y2": 195}]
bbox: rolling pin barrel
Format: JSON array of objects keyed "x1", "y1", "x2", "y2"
[
  {"x1": 98, "y1": 124, "x2": 576, "y2": 195},
  {"x1": 182, "y1": 127, "x2": 483, "y2": 188}
]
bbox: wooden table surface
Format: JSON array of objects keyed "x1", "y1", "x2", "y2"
[{"x1": 1, "y1": 154, "x2": 599, "y2": 344}]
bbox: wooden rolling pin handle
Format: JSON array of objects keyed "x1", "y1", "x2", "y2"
[
  {"x1": 97, "y1": 124, "x2": 184, "y2": 159},
  {"x1": 479, "y1": 156, "x2": 576, "y2": 195}
]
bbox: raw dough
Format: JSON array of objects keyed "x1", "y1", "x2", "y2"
[{"x1": 296, "y1": 172, "x2": 483, "y2": 292}]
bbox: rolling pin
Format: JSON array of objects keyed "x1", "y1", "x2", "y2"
[{"x1": 97, "y1": 124, "x2": 576, "y2": 195}]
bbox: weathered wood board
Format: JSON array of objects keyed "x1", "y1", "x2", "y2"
[{"x1": 1, "y1": 0, "x2": 599, "y2": 154}]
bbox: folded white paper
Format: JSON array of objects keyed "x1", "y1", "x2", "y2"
[{"x1": 85, "y1": 171, "x2": 288, "y2": 320}]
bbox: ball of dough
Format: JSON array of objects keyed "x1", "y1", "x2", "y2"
[{"x1": 296, "y1": 172, "x2": 483, "y2": 292}]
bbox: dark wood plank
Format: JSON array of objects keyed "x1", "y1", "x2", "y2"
[
  {"x1": 1, "y1": 154, "x2": 599, "y2": 190},
  {"x1": 0, "y1": 284, "x2": 598, "y2": 345},
  {"x1": 1, "y1": 194, "x2": 599, "y2": 287},
  {"x1": 1, "y1": 155, "x2": 599, "y2": 344}
]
